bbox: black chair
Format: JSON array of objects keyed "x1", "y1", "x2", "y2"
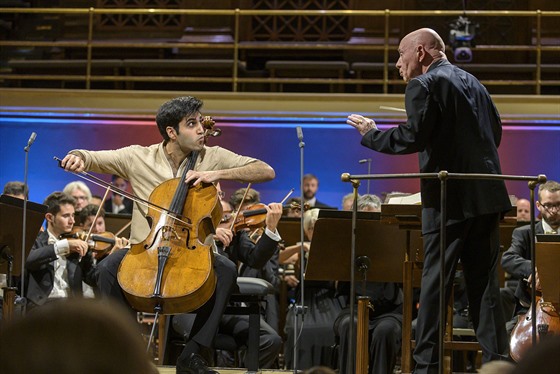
[{"x1": 166, "y1": 277, "x2": 274, "y2": 372}]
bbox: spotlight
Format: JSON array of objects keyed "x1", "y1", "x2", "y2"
[{"x1": 449, "y1": 16, "x2": 478, "y2": 63}]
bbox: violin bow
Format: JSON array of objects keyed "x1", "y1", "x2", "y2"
[
  {"x1": 229, "y1": 183, "x2": 252, "y2": 231},
  {"x1": 85, "y1": 186, "x2": 111, "y2": 241},
  {"x1": 279, "y1": 188, "x2": 295, "y2": 205},
  {"x1": 53, "y1": 157, "x2": 191, "y2": 227}
]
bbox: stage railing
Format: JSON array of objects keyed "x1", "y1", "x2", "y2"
[
  {"x1": 0, "y1": 8, "x2": 559, "y2": 93},
  {"x1": 341, "y1": 171, "x2": 546, "y2": 374}
]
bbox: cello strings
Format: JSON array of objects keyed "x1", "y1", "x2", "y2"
[{"x1": 54, "y1": 157, "x2": 191, "y2": 227}]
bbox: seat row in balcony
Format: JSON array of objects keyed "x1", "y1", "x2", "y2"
[{"x1": 5, "y1": 59, "x2": 559, "y2": 94}]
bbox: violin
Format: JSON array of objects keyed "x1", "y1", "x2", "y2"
[
  {"x1": 60, "y1": 228, "x2": 116, "y2": 258},
  {"x1": 230, "y1": 203, "x2": 268, "y2": 232}
]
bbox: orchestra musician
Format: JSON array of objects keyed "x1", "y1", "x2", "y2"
[
  {"x1": 25, "y1": 192, "x2": 95, "y2": 310},
  {"x1": 60, "y1": 96, "x2": 275, "y2": 374},
  {"x1": 501, "y1": 180, "x2": 560, "y2": 333},
  {"x1": 77, "y1": 203, "x2": 129, "y2": 260},
  {"x1": 347, "y1": 28, "x2": 512, "y2": 373}
]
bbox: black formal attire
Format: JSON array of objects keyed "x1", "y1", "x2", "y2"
[
  {"x1": 360, "y1": 59, "x2": 511, "y2": 373},
  {"x1": 306, "y1": 197, "x2": 335, "y2": 210},
  {"x1": 25, "y1": 230, "x2": 96, "y2": 309},
  {"x1": 284, "y1": 280, "x2": 344, "y2": 370},
  {"x1": 239, "y1": 248, "x2": 281, "y2": 333},
  {"x1": 172, "y1": 229, "x2": 282, "y2": 368},
  {"x1": 334, "y1": 282, "x2": 403, "y2": 374},
  {"x1": 103, "y1": 196, "x2": 133, "y2": 214}
]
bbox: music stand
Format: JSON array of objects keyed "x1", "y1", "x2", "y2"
[
  {"x1": 536, "y1": 238, "x2": 560, "y2": 308},
  {"x1": 305, "y1": 210, "x2": 423, "y2": 373},
  {"x1": 104, "y1": 212, "x2": 132, "y2": 238},
  {"x1": 306, "y1": 210, "x2": 417, "y2": 283},
  {"x1": 0, "y1": 194, "x2": 47, "y2": 320}
]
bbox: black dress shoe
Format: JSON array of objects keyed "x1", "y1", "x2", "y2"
[{"x1": 176, "y1": 353, "x2": 219, "y2": 374}]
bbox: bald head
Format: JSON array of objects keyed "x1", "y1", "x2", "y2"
[
  {"x1": 406, "y1": 28, "x2": 446, "y2": 55},
  {"x1": 396, "y1": 28, "x2": 447, "y2": 82}
]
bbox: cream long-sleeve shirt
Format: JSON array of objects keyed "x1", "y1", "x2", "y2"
[{"x1": 70, "y1": 143, "x2": 257, "y2": 244}]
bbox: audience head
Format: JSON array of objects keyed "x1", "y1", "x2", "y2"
[
  {"x1": 63, "y1": 181, "x2": 92, "y2": 212},
  {"x1": 43, "y1": 192, "x2": 77, "y2": 237},
  {"x1": 478, "y1": 361, "x2": 515, "y2": 374},
  {"x1": 303, "y1": 173, "x2": 319, "y2": 201},
  {"x1": 357, "y1": 194, "x2": 382, "y2": 212},
  {"x1": 511, "y1": 336, "x2": 560, "y2": 374},
  {"x1": 3, "y1": 181, "x2": 28, "y2": 199},
  {"x1": 537, "y1": 180, "x2": 560, "y2": 230},
  {"x1": 0, "y1": 298, "x2": 156, "y2": 374},
  {"x1": 341, "y1": 193, "x2": 355, "y2": 211},
  {"x1": 155, "y1": 96, "x2": 203, "y2": 143},
  {"x1": 515, "y1": 198, "x2": 531, "y2": 222}
]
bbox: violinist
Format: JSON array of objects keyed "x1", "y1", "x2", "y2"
[
  {"x1": 60, "y1": 96, "x2": 275, "y2": 374},
  {"x1": 502, "y1": 180, "x2": 560, "y2": 334},
  {"x1": 25, "y1": 192, "x2": 95, "y2": 310},
  {"x1": 78, "y1": 204, "x2": 130, "y2": 260}
]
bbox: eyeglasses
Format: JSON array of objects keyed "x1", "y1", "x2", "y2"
[
  {"x1": 539, "y1": 202, "x2": 560, "y2": 212},
  {"x1": 73, "y1": 195, "x2": 88, "y2": 201}
]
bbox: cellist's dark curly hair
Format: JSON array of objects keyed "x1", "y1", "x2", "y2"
[{"x1": 155, "y1": 96, "x2": 203, "y2": 142}]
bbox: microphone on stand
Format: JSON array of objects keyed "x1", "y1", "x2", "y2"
[
  {"x1": 293, "y1": 125, "x2": 307, "y2": 374},
  {"x1": 21, "y1": 131, "x2": 37, "y2": 314},
  {"x1": 358, "y1": 158, "x2": 372, "y2": 195},
  {"x1": 24, "y1": 132, "x2": 37, "y2": 152}
]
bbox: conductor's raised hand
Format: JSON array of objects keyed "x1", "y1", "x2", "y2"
[
  {"x1": 61, "y1": 154, "x2": 85, "y2": 173},
  {"x1": 347, "y1": 113, "x2": 378, "y2": 136}
]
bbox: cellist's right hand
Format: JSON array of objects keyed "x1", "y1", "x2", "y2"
[{"x1": 61, "y1": 154, "x2": 85, "y2": 173}]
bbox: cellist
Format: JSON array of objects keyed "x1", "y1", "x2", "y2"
[
  {"x1": 61, "y1": 96, "x2": 275, "y2": 374},
  {"x1": 501, "y1": 180, "x2": 560, "y2": 334}
]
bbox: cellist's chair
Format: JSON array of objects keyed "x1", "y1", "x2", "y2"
[{"x1": 162, "y1": 277, "x2": 274, "y2": 372}]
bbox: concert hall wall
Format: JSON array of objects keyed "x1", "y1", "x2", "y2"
[{"x1": 1, "y1": 112, "x2": 559, "y2": 208}]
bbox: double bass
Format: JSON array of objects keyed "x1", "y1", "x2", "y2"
[{"x1": 117, "y1": 117, "x2": 222, "y2": 314}]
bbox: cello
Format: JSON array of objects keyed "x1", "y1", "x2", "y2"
[{"x1": 117, "y1": 117, "x2": 222, "y2": 315}]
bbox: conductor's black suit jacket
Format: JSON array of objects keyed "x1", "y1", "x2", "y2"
[
  {"x1": 25, "y1": 230, "x2": 96, "y2": 307},
  {"x1": 361, "y1": 59, "x2": 511, "y2": 233}
]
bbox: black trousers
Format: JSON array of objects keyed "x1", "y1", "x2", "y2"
[
  {"x1": 96, "y1": 249, "x2": 237, "y2": 349},
  {"x1": 335, "y1": 308, "x2": 402, "y2": 374},
  {"x1": 413, "y1": 213, "x2": 509, "y2": 374}
]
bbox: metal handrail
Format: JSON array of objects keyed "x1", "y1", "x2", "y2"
[{"x1": 0, "y1": 8, "x2": 558, "y2": 93}]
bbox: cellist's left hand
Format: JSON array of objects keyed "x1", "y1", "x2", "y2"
[{"x1": 184, "y1": 170, "x2": 219, "y2": 186}]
